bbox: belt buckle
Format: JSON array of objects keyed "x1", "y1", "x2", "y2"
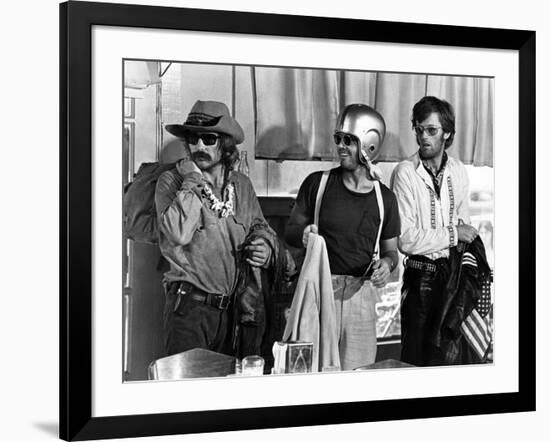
[{"x1": 217, "y1": 293, "x2": 230, "y2": 310}]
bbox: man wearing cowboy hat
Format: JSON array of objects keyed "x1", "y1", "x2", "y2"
[
  {"x1": 391, "y1": 96, "x2": 477, "y2": 366},
  {"x1": 285, "y1": 104, "x2": 401, "y2": 370},
  {"x1": 155, "y1": 100, "x2": 274, "y2": 357}
]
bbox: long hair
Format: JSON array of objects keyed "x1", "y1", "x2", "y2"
[
  {"x1": 412, "y1": 96, "x2": 456, "y2": 148},
  {"x1": 218, "y1": 134, "x2": 240, "y2": 194},
  {"x1": 218, "y1": 134, "x2": 239, "y2": 170}
]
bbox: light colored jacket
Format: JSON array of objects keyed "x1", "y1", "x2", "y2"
[
  {"x1": 391, "y1": 153, "x2": 471, "y2": 260},
  {"x1": 283, "y1": 233, "x2": 340, "y2": 372}
]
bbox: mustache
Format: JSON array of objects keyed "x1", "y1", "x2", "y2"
[
  {"x1": 338, "y1": 148, "x2": 351, "y2": 156},
  {"x1": 192, "y1": 152, "x2": 212, "y2": 161}
]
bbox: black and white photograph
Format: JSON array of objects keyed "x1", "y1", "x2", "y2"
[
  {"x1": 122, "y1": 60, "x2": 496, "y2": 381},
  {"x1": 41, "y1": 1, "x2": 540, "y2": 441}
]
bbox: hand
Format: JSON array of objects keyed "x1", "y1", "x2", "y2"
[
  {"x1": 302, "y1": 224, "x2": 318, "y2": 248},
  {"x1": 370, "y1": 258, "x2": 392, "y2": 288},
  {"x1": 245, "y1": 238, "x2": 271, "y2": 267},
  {"x1": 176, "y1": 158, "x2": 202, "y2": 177},
  {"x1": 457, "y1": 224, "x2": 478, "y2": 244}
]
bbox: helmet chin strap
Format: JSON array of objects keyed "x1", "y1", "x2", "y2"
[{"x1": 363, "y1": 155, "x2": 383, "y2": 181}]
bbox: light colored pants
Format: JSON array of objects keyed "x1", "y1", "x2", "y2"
[{"x1": 332, "y1": 275, "x2": 377, "y2": 370}]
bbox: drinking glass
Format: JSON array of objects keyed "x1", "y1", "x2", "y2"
[{"x1": 241, "y1": 355, "x2": 264, "y2": 376}]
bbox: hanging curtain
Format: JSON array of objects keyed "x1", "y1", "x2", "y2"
[
  {"x1": 342, "y1": 70, "x2": 378, "y2": 105},
  {"x1": 370, "y1": 72, "x2": 428, "y2": 162},
  {"x1": 255, "y1": 68, "x2": 493, "y2": 166},
  {"x1": 254, "y1": 67, "x2": 340, "y2": 160},
  {"x1": 427, "y1": 75, "x2": 494, "y2": 166},
  {"x1": 473, "y1": 78, "x2": 494, "y2": 167}
]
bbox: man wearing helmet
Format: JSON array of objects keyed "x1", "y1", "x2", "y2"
[
  {"x1": 285, "y1": 104, "x2": 401, "y2": 370},
  {"x1": 391, "y1": 96, "x2": 478, "y2": 366}
]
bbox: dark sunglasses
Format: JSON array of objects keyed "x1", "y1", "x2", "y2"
[
  {"x1": 413, "y1": 125, "x2": 442, "y2": 136},
  {"x1": 333, "y1": 132, "x2": 356, "y2": 146},
  {"x1": 186, "y1": 133, "x2": 220, "y2": 146}
]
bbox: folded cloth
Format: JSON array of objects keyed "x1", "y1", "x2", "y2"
[{"x1": 283, "y1": 233, "x2": 340, "y2": 372}]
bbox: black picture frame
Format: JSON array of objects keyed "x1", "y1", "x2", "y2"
[{"x1": 60, "y1": 1, "x2": 536, "y2": 440}]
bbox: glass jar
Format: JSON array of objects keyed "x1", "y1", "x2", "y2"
[{"x1": 241, "y1": 355, "x2": 264, "y2": 376}]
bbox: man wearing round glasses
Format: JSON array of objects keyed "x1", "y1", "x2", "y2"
[
  {"x1": 391, "y1": 96, "x2": 478, "y2": 366},
  {"x1": 155, "y1": 100, "x2": 275, "y2": 357},
  {"x1": 285, "y1": 104, "x2": 401, "y2": 370}
]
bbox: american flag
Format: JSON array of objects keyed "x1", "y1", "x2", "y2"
[{"x1": 459, "y1": 252, "x2": 493, "y2": 361}]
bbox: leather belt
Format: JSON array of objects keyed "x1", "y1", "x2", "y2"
[
  {"x1": 170, "y1": 281, "x2": 231, "y2": 310},
  {"x1": 405, "y1": 257, "x2": 438, "y2": 274}
]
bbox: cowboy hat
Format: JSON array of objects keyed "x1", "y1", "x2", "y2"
[{"x1": 165, "y1": 100, "x2": 245, "y2": 144}]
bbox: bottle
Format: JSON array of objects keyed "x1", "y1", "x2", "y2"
[
  {"x1": 234, "y1": 359, "x2": 242, "y2": 376},
  {"x1": 238, "y1": 150, "x2": 249, "y2": 177}
]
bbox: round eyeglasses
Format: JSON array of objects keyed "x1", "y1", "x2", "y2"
[
  {"x1": 413, "y1": 125, "x2": 443, "y2": 136},
  {"x1": 333, "y1": 132, "x2": 357, "y2": 146}
]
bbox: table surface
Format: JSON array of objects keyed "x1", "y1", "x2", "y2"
[
  {"x1": 151, "y1": 349, "x2": 413, "y2": 380},
  {"x1": 354, "y1": 358, "x2": 414, "y2": 370}
]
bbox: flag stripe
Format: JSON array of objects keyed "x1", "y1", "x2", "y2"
[
  {"x1": 461, "y1": 324, "x2": 485, "y2": 358},
  {"x1": 458, "y1": 261, "x2": 492, "y2": 360},
  {"x1": 464, "y1": 320, "x2": 486, "y2": 347},
  {"x1": 463, "y1": 317, "x2": 489, "y2": 350},
  {"x1": 464, "y1": 313, "x2": 490, "y2": 346},
  {"x1": 462, "y1": 253, "x2": 477, "y2": 267},
  {"x1": 469, "y1": 308, "x2": 490, "y2": 341},
  {"x1": 461, "y1": 322, "x2": 488, "y2": 358},
  {"x1": 461, "y1": 308, "x2": 491, "y2": 359}
]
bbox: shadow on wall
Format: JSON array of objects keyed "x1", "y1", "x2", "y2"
[
  {"x1": 33, "y1": 422, "x2": 58, "y2": 437},
  {"x1": 256, "y1": 125, "x2": 340, "y2": 195},
  {"x1": 256, "y1": 126, "x2": 310, "y2": 161},
  {"x1": 256, "y1": 126, "x2": 307, "y2": 194}
]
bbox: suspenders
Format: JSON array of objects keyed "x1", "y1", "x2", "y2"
[
  {"x1": 314, "y1": 169, "x2": 385, "y2": 268},
  {"x1": 372, "y1": 180, "x2": 385, "y2": 261},
  {"x1": 313, "y1": 170, "x2": 330, "y2": 228}
]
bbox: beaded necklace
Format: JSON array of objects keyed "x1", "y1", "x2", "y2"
[{"x1": 202, "y1": 183, "x2": 235, "y2": 218}]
